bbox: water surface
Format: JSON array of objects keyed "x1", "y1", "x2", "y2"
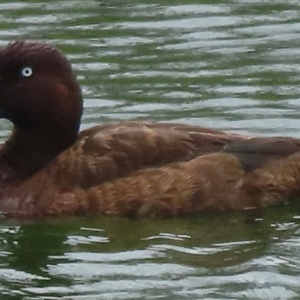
[{"x1": 0, "y1": 1, "x2": 300, "y2": 299}]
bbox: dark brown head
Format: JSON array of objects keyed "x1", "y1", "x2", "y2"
[
  {"x1": 0, "y1": 41, "x2": 83, "y2": 143},
  {"x1": 0, "y1": 41, "x2": 83, "y2": 179}
]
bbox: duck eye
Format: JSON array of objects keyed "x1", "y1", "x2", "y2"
[{"x1": 21, "y1": 67, "x2": 33, "y2": 77}]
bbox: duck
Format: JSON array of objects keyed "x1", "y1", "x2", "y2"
[{"x1": 0, "y1": 41, "x2": 300, "y2": 219}]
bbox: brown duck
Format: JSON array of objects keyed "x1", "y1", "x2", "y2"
[{"x1": 0, "y1": 41, "x2": 299, "y2": 219}]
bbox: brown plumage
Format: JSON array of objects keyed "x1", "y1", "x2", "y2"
[{"x1": 0, "y1": 41, "x2": 299, "y2": 219}]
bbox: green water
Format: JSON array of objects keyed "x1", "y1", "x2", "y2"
[{"x1": 0, "y1": 1, "x2": 300, "y2": 299}]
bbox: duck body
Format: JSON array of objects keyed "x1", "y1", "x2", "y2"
[{"x1": 0, "y1": 41, "x2": 300, "y2": 219}]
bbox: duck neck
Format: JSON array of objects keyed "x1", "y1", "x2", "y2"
[{"x1": 0, "y1": 125, "x2": 78, "y2": 182}]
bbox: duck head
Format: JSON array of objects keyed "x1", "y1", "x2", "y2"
[
  {"x1": 0, "y1": 41, "x2": 83, "y2": 137},
  {"x1": 0, "y1": 41, "x2": 83, "y2": 179}
]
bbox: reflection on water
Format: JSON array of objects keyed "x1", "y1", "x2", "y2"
[
  {"x1": 0, "y1": 0, "x2": 300, "y2": 299},
  {"x1": 1, "y1": 206, "x2": 300, "y2": 299}
]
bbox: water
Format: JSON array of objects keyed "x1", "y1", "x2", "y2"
[{"x1": 0, "y1": 0, "x2": 300, "y2": 299}]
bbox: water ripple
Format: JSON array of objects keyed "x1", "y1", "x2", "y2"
[{"x1": 0, "y1": 1, "x2": 299, "y2": 299}]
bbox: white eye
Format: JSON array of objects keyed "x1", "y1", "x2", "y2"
[{"x1": 21, "y1": 67, "x2": 33, "y2": 77}]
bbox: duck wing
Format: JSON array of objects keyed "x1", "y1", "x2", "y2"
[
  {"x1": 82, "y1": 137, "x2": 300, "y2": 217},
  {"x1": 48, "y1": 122, "x2": 247, "y2": 188},
  {"x1": 225, "y1": 137, "x2": 300, "y2": 171}
]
